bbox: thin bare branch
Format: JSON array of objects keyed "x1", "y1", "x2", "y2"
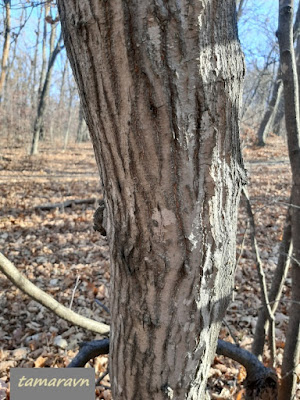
[{"x1": 0, "y1": 252, "x2": 110, "y2": 336}]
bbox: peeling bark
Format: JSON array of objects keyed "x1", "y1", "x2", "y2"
[{"x1": 58, "y1": 1, "x2": 245, "y2": 398}]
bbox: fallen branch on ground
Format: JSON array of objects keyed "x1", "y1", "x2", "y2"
[
  {"x1": 217, "y1": 339, "x2": 278, "y2": 399},
  {"x1": 0, "y1": 252, "x2": 110, "y2": 336},
  {"x1": 67, "y1": 339, "x2": 109, "y2": 368},
  {"x1": 67, "y1": 336, "x2": 278, "y2": 399},
  {"x1": 35, "y1": 198, "x2": 96, "y2": 211}
]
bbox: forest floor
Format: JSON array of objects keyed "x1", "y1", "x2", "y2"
[{"x1": 0, "y1": 132, "x2": 298, "y2": 400}]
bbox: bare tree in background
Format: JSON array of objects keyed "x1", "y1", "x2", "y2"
[
  {"x1": 277, "y1": 0, "x2": 300, "y2": 399},
  {"x1": 0, "y1": 0, "x2": 11, "y2": 101},
  {"x1": 257, "y1": 1, "x2": 300, "y2": 146},
  {"x1": 30, "y1": 31, "x2": 63, "y2": 155}
]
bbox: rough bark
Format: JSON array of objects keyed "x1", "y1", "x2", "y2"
[
  {"x1": 58, "y1": 1, "x2": 245, "y2": 399},
  {"x1": 277, "y1": 1, "x2": 300, "y2": 399},
  {"x1": 0, "y1": 0, "x2": 11, "y2": 101}
]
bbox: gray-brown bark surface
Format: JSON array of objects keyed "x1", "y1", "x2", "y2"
[
  {"x1": 58, "y1": 1, "x2": 245, "y2": 398},
  {"x1": 277, "y1": 1, "x2": 300, "y2": 399}
]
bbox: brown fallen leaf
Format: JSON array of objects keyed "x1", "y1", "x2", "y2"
[{"x1": 34, "y1": 356, "x2": 47, "y2": 368}]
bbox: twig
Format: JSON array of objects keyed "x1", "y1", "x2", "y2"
[
  {"x1": 281, "y1": 253, "x2": 300, "y2": 266},
  {"x1": 95, "y1": 299, "x2": 110, "y2": 315},
  {"x1": 236, "y1": 221, "x2": 249, "y2": 266},
  {"x1": 0, "y1": 252, "x2": 110, "y2": 336},
  {"x1": 96, "y1": 370, "x2": 109, "y2": 386},
  {"x1": 242, "y1": 188, "x2": 275, "y2": 364},
  {"x1": 278, "y1": 201, "x2": 300, "y2": 210},
  {"x1": 252, "y1": 208, "x2": 292, "y2": 358},
  {"x1": 69, "y1": 275, "x2": 81, "y2": 309},
  {"x1": 96, "y1": 371, "x2": 109, "y2": 386},
  {"x1": 98, "y1": 384, "x2": 111, "y2": 390},
  {"x1": 222, "y1": 319, "x2": 240, "y2": 347}
]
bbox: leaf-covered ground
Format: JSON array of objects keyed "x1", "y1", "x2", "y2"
[{"x1": 0, "y1": 134, "x2": 298, "y2": 399}]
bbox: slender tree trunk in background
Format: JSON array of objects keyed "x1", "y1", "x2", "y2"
[
  {"x1": 277, "y1": 1, "x2": 300, "y2": 399},
  {"x1": 30, "y1": 34, "x2": 63, "y2": 155},
  {"x1": 252, "y1": 211, "x2": 292, "y2": 358},
  {"x1": 273, "y1": 95, "x2": 285, "y2": 136},
  {"x1": 57, "y1": 59, "x2": 68, "y2": 137},
  {"x1": 63, "y1": 76, "x2": 75, "y2": 150},
  {"x1": 63, "y1": 95, "x2": 73, "y2": 150},
  {"x1": 257, "y1": 73, "x2": 283, "y2": 146},
  {"x1": 256, "y1": 1, "x2": 300, "y2": 146},
  {"x1": 58, "y1": 1, "x2": 245, "y2": 398},
  {"x1": 39, "y1": 19, "x2": 57, "y2": 141},
  {"x1": 236, "y1": 0, "x2": 248, "y2": 21},
  {"x1": 0, "y1": 0, "x2": 11, "y2": 102},
  {"x1": 38, "y1": 1, "x2": 51, "y2": 101},
  {"x1": 2, "y1": 7, "x2": 25, "y2": 108},
  {"x1": 76, "y1": 102, "x2": 84, "y2": 143},
  {"x1": 30, "y1": 7, "x2": 42, "y2": 108}
]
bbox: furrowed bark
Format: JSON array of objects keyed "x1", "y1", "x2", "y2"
[{"x1": 58, "y1": 1, "x2": 245, "y2": 398}]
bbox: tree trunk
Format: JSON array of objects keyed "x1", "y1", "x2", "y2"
[
  {"x1": 38, "y1": 1, "x2": 51, "y2": 101},
  {"x1": 63, "y1": 81, "x2": 75, "y2": 150},
  {"x1": 39, "y1": 18, "x2": 58, "y2": 141},
  {"x1": 0, "y1": 0, "x2": 11, "y2": 102},
  {"x1": 272, "y1": 95, "x2": 285, "y2": 136},
  {"x1": 58, "y1": 1, "x2": 245, "y2": 398},
  {"x1": 76, "y1": 102, "x2": 84, "y2": 143},
  {"x1": 236, "y1": 0, "x2": 248, "y2": 21},
  {"x1": 30, "y1": 6, "x2": 43, "y2": 108},
  {"x1": 257, "y1": 73, "x2": 283, "y2": 146},
  {"x1": 277, "y1": 1, "x2": 300, "y2": 399},
  {"x1": 30, "y1": 34, "x2": 63, "y2": 155}
]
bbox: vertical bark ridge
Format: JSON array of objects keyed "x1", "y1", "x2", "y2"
[{"x1": 58, "y1": 0, "x2": 245, "y2": 398}]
